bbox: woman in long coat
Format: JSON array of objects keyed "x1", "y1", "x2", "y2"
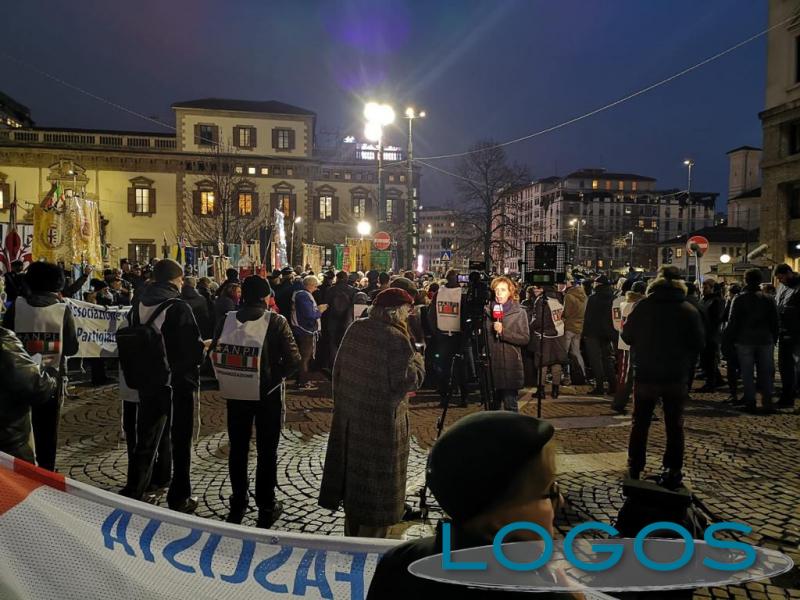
[
  {"x1": 485, "y1": 276, "x2": 530, "y2": 411},
  {"x1": 318, "y1": 288, "x2": 425, "y2": 537},
  {"x1": 527, "y1": 284, "x2": 568, "y2": 399}
]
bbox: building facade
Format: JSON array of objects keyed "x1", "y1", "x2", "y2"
[
  {"x1": 492, "y1": 168, "x2": 717, "y2": 273},
  {"x1": 418, "y1": 206, "x2": 467, "y2": 274},
  {"x1": 0, "y1": 97, "x2": 417, "y2": 269},
  {"x1": 726, "y1": 145, "x2": 762, "y2": 230},
  {"x1": 658, "y1": 226, "x2": 759, "y2": 280}
]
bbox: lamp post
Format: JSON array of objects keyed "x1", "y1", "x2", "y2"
[
  {"x1": 364, "y1": 102, "x2": 395, "y2": 224},
  {"x1": 356, "y1": 220, "x2": 372, "y2": 272},
  {"x1": 683, "y1": 159, "x2": 694, "y2": 197},
  {"x1": 628, "y1": 231, "x2": 635, "y2": 268},
  {"x1": 290, "y1": 216, "x2": 301, "y2": 267},
  {"x1": 405, "y1": 107, "x2": 426, "y2": 271},
  {"x1": 569, "y1": 218, "x2": 585, "y2": 266},
  {"x1": 426, "y1": 224, "x2": 433, "y2": 271}
]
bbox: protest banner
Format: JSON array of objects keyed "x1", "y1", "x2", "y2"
[
  {"x1": 65, "y1": 298, "x2": 130, "y2": 358},
  {"x1": 0, "y1": 453, "x2": 393, "y2": 599}
]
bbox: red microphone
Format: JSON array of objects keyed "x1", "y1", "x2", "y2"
[{"x1": 492, "y1": 303, "x2": 504, "y2": 338}]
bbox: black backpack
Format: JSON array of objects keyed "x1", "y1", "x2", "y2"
[{"x1": 117, "y1": 299, "x2": 179, "y2": 391}]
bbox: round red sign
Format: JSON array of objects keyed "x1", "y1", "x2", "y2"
[
  {"x1": 373, "y1": 231, "x2": 391, "y2": 251},
  {"x1": 687, "y1": 235, "x2": 710, "y2": 256}
]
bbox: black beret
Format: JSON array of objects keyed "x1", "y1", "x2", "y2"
[
  {"x1": 242, "y1": 275, "x2": 272, "y2": 302},
  {"x1": 90, "y1": 278, "x2": 108, "y2": 291},
  {"x1": 26, "y1": 261, "x2": 65, "y2": 293},
  {"x1": 427, "y1": 412, "x2": 555, "y2": 524},
  {"x1": 281, "y1": 266, "x2": 294, "y2": 275},
  {"x1": 153, "y1": 259, "x2": 183, "y2": 283}
]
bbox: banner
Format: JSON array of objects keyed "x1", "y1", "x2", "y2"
[
  {"x1": 65, "y1": 298, "x2": 130, "y2": 358},
  {"x1": 0, "y1": 453, "x2": 393, "y2": 599},
  {"x1": 32, "y1": 197, "x2": 103, "y2": 266},
  {"x1": 273, "y1": 209, "x2": 287, "y2": 270},
  {"x1": 302, "y1": 243, "x2": 325, "y2": 274},
  {"x1": 435, "y1": 286, "x2": 462, "y2": 333}
]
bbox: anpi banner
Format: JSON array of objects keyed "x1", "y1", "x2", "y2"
[
  {"x1": 0, "y1": 453, "x2": 393, "y2": 599},
  {"x1": 65, "y1": 298, "x2": 130, "y2": 358}
]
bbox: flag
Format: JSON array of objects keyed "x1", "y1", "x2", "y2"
[{"x1": 0, "y1": 184, "x2": 23, "y2": 273}]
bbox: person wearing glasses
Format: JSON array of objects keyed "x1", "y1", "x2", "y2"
[{"x1": 367, "y1": 412, "x2": 567, "y2": 599}]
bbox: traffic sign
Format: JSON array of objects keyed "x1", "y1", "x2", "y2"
[
  {"x1": 687, "y1": 235, "x2": 710, "y2": 256},
  {"x1": 373, "y1": 231, "x2": 391, "y2": 251},
  {"x1": 441, "y1": 249, "x2": 452, "y2": 262}
]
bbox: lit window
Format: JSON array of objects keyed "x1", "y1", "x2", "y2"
[
  {"x1": 344, "y1": 172, "x2": 352, "y2": 180},
  {"x1": 277, "y1": 193, "x2": 292, "y2": 216},
  {"x1": 352, "y1": 197, "x2": 367, "y2": 219},
  {"x1": 400, "y1": 175, "x2": 406, "y2": 183},
  {"x1": 235, "y1": 166, "x2": 243, "y2": 174},
  {"x1": 632, "y1": 181, "x2": 638, "y2": 192},
  {"x1": 287, "y1": 168, "x2": 294, "y2": 177},
  {"x1": 261, "y1": 167, "x2": 269, "y2": 175},
  {"x1": 0, "y1": 187, "x2": 4, "y2": 210},
  {"x1": 388, "y1": 175, "x2": 395, "y2": 183},
  {"x1": 135, "y1": 188, "x2": 150, "y2": 213},
  {"x1": 592, "y1": 180, "x2": 599, "y2": 189},
  {"x1": 638, "y1": 219, "x2": 645, "y2": 227},
  {"x1": 248, "y1": 166, "x2": 256, "y2": 175},
  {"x1": 201, "y1": 191, "x2": 215, "y2": 215},
  {"x1": 618, "y1": 181, "x2": 624, "y2": 191},
  {"x1": 651, "y1": 219, "x2": 657, "y2": 228},
  {"x1": 238, "y1": 127, "x2": 251, "y2": 147},
  {"x1": 319, "y1": 195, "x2": 333, "y2": 220},
  {"x1": 605, "y1": 180, "x2": 611, "y2": 190},
  {"x1": 198, "y1": 125, "x2": 215, "y2": 146},
  {"x1": 386, "y1": 198, "x2": 394, "y2": 222},
  {"x1": 676, "y1": 248, "x2": 683, "y2": 258},
  {"x1": 238, "y1": 193, "x2": 253, "y2": 215}
]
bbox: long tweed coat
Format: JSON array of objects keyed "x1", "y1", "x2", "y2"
[
  {"x1": 484, "y1": 300, "x2": 530, "y2": 390},
  {"x1": 318, "y1": 316, "x2": 425, "y2": 526}
]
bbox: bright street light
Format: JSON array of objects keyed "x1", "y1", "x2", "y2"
[
  {"x1": 720, "y1": 254, "x2": 731, "y2": 264},
  {"x1": 365, "y1": 102, "x2": 394, "y2": 126},
  {"x1": 357, "y1": 220, "x2": 372, "y2": 237},
  {"x1": 364, "y1": 122, "x2": 383, "y2": 143},
  {"x1": 294, "y1": 216, "x2": 302, "y2": 224}
]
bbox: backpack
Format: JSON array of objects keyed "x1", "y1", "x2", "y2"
[{"x1": 117, "y1": 299, "x2": 179, "y2": 392}]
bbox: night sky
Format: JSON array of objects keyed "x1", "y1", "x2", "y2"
[{"x1": 2, "y1": 0, "x2": 766, "y2": 211}]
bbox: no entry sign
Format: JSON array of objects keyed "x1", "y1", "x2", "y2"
[
  {"x1": 373, "y1": 231, "x2": 391, "y2": 250},
  {"x1": 687, "y1": 235, "x2": 709, "y2": 256}
]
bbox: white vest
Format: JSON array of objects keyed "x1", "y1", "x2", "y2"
[
  {"x1": 612, "y1": 295, "x2": 625, "y2": 332},
  {"x1": 547, "y1": 297, "x2": 565, "y2": 338},
  {"x1": 618, "y1": 301, "x2": 636, "y2": 351},
  {"x1": 14, "y1": 297, "x2": 67, "y2": 369},
  {"x1": 212, "y1": 311, "x2": 270, "y2": 401},
  {"x1": 435, "y1": 286, "x2": 462, "y2": 333}
]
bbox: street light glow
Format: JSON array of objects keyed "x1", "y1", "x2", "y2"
[
  {"x1": 683, "y1": 159, "x2": 694, "y2": 166},
  {"x1": 364, "y1": 122, "x2": 383, "y2": 143},
  {"x1": 364, "y1": 102, "x2": 382, "y2": 123},
  {"x1": 294, "y1": 216, "x2": 302, "y2": 223},
  {"x1": 357, "y1": 220, "x2": 372, "y2": 237},
  {"x1": 720, "y1": 254, "x2": 731, "y2": 263}
]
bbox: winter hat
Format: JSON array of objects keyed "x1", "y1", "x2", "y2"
[
  {"x1": 658, "y1": 265, "x2": 683, "y2": 281},
  {"x1": 242, "y1": 275, "x2": 273, "y2": 302},
  {"x1": 153, "y1": 258, "x2": 184, "y2": 283},
  {"x1": 427, "y1": 412, "x2": 555, "y2": 523},
  {"x1": 373, "y1": 288, "x2": 414, "y2": 307},
  {"x1": 26, "y1": 261, "x2": 65, "y2": 293},
  {"x1": 389, "y1": 276, "x2": 417, "y2": 296},
  {"x1": 631, "y1": 280, "x2": 647, "y2": 295},
  {"x1": 593, "y1": 275, "x2": 610, "y2": 286}
]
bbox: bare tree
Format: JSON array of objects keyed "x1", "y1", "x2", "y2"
[
  {"x1": 182, "y1": 143, "x2": 273, "y2": 248},
  {"x1": 449, "y1": 140, "x2": 530, "y2": 270}
]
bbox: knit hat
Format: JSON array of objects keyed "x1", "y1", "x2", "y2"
[
  {"x1": 373, "y1": 287, "x2": 414, "y2": 307},
  {"x1": 389, "y1": 276, "x2": 417, "y2": 296},
  {"x1": 26, "y1": 261, "x2": 65, "y2": 293},
  {"x1": 427, "y1": 412, "x2": 555, "y2": 523},
  {"x1": 241, "y1": 275, "x2": 273, "y2": 302},
  {"x1": 153, "y1": 259, "x2": 184, "y2": 283}
]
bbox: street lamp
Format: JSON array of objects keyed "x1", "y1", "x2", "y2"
[
  {"x1": 720, "y1": 253, "x2": 731, "y2": 264},
  {"x1": 628, "y1": 231, "x2": 635, "y2": 267},
  {"x1": 683, "y1": 159, "x2": 694, "y2": 197},
  {"x1": 405, "y1": 107, "x2": 426, "y2": 270},
  {"x1": 289, "y1": 216, "x2": 302, "y2": 267},
  {"x1": 364, "y1": 102, "x2": 395, "y2": 224},
  {"x1": 357, "y1": 220, "x2": 372, "y2": 239},
  {"x1": 569, "y1": 218, "x2": 586, "y2": 266}
]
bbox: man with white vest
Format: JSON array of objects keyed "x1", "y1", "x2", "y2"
[
  {"x1": 211, "y1": 275, "x2": 300, "y2": 528},
  {"x1": 427, "y1": 270, "x2": 468, "y2": 407},
  {"x1": 119, "y1": 259, "x2": 205, "y2": 514},
  {"x1": 3, "y1": 261, "x2": 78, "y2": 470}
]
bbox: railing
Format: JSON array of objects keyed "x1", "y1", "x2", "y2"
[{"x1": 0, "y1": 129, "x2": 177, "y2": 151}]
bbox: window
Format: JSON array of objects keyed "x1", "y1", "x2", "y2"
[
  {"x1": 237, "y1": 127, "x2": 252, "y2": 148},
  {"x1": 796, "y1": 35, "x2": 800, "y2": 84},
  {"x1": 632, "y1": 181, "x2": 638, "y2": 192},
  {"x1": 399, "y1": 175, "x2": 406, "y2": 183},
  {"x1": 386, "y1": 197, "x2": 394, "y2": 222},
  {"x1": 135, "y1": 188, "x2": 150, "y2": 213},
  {"x1": 388, "y1": 175, "x2": 395, "y2": 183},
  {"x1": 235, "y1": 166, "x2": 243, "y2": 174},
  {"x1": 605, "y1": 180, "x2": 611, "y2": 190},
  {"x1": 344, "y1": 172, "x2": 352, "y2": 180},
  {"x1": 676, "y1": 248, "x2": 683, "y2": 258},
  {"x1": 592, "y1": 180, "x2": 599, "y2": 189},
  {"x1": 287, "y1": 168, "x2": 294, "y2": 177},
  {"x1": 638, "y1": 219, "x2": 645, "y2": 227},
  {"x1": 198, "y1": 124, "x2": 215, "y2": 146},
  {"x1": 274, "y1": 128, "x2": 293, "y2": 150},
  {"x1": 651, "y1": 219, "x2": 657, "y2": 228},
  {"x1": 201, "y1": 191, "x2": 215, "y2": 215},
  {"x1": 788, "y1": 121, "x2": 800, "y2": 156},
  {"x1": 319, "y1": 195, "x2": 333, "y2": 221},
  {"x1": 0, "y1": 184, "x2": 5, "y2": 210},
  {"x1": 261, "y1": 167, "x2": 269, "y2": 175},
  {"x1": 276, "y1": 193, "x2": 293, "y2": 216},
  {"x1": 352, "y1": 197, "x2": 367, "y2": 219},
  {"x1": 618, "y1": 181, "x2": 624, "y2": 191},
  {"x1": 247, "y1": 166, "x2": 256, "y2": 175},
  {"x1": 128, "y1": 242, "x2": 156, "y2": 264},
  {"x1": 238, "y1": 192, "x2": 253, "y2": 215},
  {"x1": 789, "y1": 184, "x2": 800, "y2": 219}
]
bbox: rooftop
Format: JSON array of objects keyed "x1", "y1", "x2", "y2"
[
  {"x1": 726, "y1": 145, "x2": 762, "y2": 154},
  {"x1": 660, "y1": 226, "x2": 759, "y2": 245},
  {"x1": 171, "y1": 98, "x2": 316, "y2": 116},
  {"x1": 729, "y1": 187, "x2": 761, "y2": 201},
  {"x1": 565, "y1": 169, "x2": 656, "y2": 182}
]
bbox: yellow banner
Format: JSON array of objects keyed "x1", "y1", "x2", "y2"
[{"x1": 33, "y1": 198, "x2": 103, "y2": 266}]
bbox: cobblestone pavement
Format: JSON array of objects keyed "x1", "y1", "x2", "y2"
[{"x1": 55, "y1": 374, "x2": 799, "y2": 599}]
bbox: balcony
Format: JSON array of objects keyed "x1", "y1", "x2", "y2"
[{"x1": 0, "y1": 128, "x2": 178, "y2": 152}]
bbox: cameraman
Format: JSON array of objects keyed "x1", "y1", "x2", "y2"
[{"x1": 427, "y1": 270, "x2": 468, "y2": 407}]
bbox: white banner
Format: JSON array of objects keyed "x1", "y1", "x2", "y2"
[
  {"x1": 65, "y1": 298, "x2": 131, "y2": 358},
  {"x1": 435, "y1": 286, "x2": 462, "y2": 333},
  {"x1": 0, "y1": 453, "x2": 393, "y2": 599}
]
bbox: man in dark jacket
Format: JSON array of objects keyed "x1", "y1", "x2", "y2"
[
  {"x1": 721, "y1": 283, "x2": 742, "y2": 403},
  {"x1": 0, "y1": 327, "x2": 57, "y2": 462},
  {"x1": 367, "y1": 412, "x2": 562, "y2": 599},
  {"x1": 212, "y1": 275, "x2": 300, "y2": 527},
  {"x1": 427, "y1": 269, "x2": 468, "y2": 407},
  {"x1": 273, "y1": 267, "x2": 296, "y2": 316},
  {"x1": 3, "y1": 261, "x2": 79, "y2": 471},
  {"x1": 698, "y1": 278, "x2": 724, "y2": 392},
  {"x1": 3, "y1": 260, "x2": 28, "y2": 302},
  {"x1": 684, "y1": 282, "x2": 708, "y2": 390},
  {"x1": 724, "y1": 269, "x2": 779, "y2": 413},
  {"x1": 181, "y1": 276, "x2": 214, "y2": 339},
  {"x1": 622, "y1": 267, "x2": 705, "y2": 488},
  {"x1": 120, "y1": 259, "x2": 205, "y2": 513},
  {"x1": 774, "y1": 263, "x2": 800, "y2": 408},
  {"x1": 324, "y1": 271, "x2": 357, "y2": 364},
  {"x1": 583, "y1": 275, "x2": 617, "y2": 395}
]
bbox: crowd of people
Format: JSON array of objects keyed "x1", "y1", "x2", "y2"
[{"x1": 1, "y1": 256, "x2": 798, "y2": 595}]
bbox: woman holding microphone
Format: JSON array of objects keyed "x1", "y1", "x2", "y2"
[{"x1": 485, "y1": 276, "x2": 530, "y2": 411}]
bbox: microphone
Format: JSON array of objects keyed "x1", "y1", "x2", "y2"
[{"x1": 492, "y1": 303, "x2": 504, "y2": 339}]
